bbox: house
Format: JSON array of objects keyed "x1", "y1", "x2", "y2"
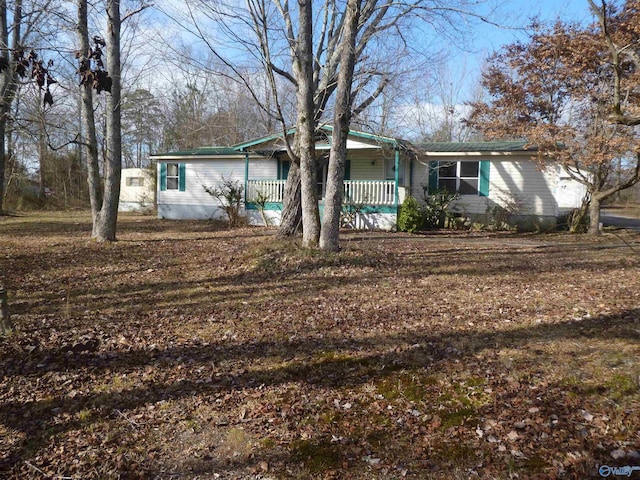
[
  {"x1": 150, "y1": 127, "x2": 586, "y2": 230},
  {"x1": 416, "y1": 141, "x2": 587, "y2": 230},
  {"x1": 119, "y1": 168, "x2": 155, "y2": 212}
]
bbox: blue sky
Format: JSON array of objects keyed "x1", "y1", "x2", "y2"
[
  {"x1": 479, "y1": 0, "x2": 594, "y2": 49},
  {"x1": 452, "y1": 0, "x2": 597, "y2": 97},
  {"x1": 389, "y1": 0, "x2": 599, "y2": 139}
]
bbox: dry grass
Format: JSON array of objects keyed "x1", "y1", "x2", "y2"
[{"x1": 1, "y1": 211, "x2": 639, "y2": 479}]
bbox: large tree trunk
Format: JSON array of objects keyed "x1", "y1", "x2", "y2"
[
  {"x1": 320, "y1": 0, "x2": 361, "y2": 252},
  {"x1": 0, "y1": 1, "x2": 8, "y2": 214},
  {"x1": 0, "y1": 0, "x2": 22, "y2": 214},
  {"x1": 0, "y1": 112, "x2": 6, "y2": 214},
  {"x1": 295, "y1": 0, "x2": 320, "y2": 248},
  {"x1": 588, "y1": 195, "x2": 602, "y2": 235},
  {"x1": 77, "y1": 0, "x2": 102, "y2": 225},
  {"x1": 93, "y1": 0, "x2": 122, "y2": 241},
  {"x1": 0, "y1": 284, "x2": 10, "y2": 334},
  {"x1": 278, "y1": 160, "x2": 302, "y2": 236}
]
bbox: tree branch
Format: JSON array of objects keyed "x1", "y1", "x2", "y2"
[{"x1": 122, "y1": 3, "x2": 153, "y2": 23}]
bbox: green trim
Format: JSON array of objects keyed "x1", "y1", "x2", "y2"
[
  {"x1": 479, "y1": 160, "x2": 490, "y2": 197},
  {"x1": 244, "y1": 152, "x2": 249, "y2": 203},
  {"x1": 160, "y1": 163, "x2": 167, "y2": 191},
  {"x1": 409, "y1": 155, "x2": 414, "y2": 190},
  {"x1": 394, "y1": 149, "x2": 400, "y2": 213},
  {"x1": 428, "y1": 161, "x2": 438, "y2": 193},
  {"x1": 246, "y1": 202, "x2": 284, "y2": 211},
  {"x1": 319, "y1": 125, "x2": 401, "y2": 146},
  {"x1": 348, "y1": 205, "x2": 397, "y2": 214},
  {"x1": 233, "y1": 125, "x2": 405, "y2": 152},
  {"x1": 232, "y1": 128, "x2": 297, "y2": 151},
  {"x1": 178, "y1": 163, "x2": 186, "y2": 192}
]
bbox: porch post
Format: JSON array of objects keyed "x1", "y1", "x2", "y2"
[
  {"x1": 394, "y1": 148, "x2": 400, "y2": 212},
  {"x1": 244, "y1": 151, "x2": 249, "y2": 204}
]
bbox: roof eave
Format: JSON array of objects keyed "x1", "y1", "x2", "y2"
[{"x1": 422, "y1": 150, "x2": 535, "y2": 157}]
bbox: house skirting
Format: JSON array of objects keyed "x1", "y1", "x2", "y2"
[
  {"x1": 158, "y1": 203, "x2": 220, "y2": 220},
  {"x1": 245, "y1": 202, "x2": 398, "y2": 230},
  {"x1": 158, "y1": 202, "x2": 399, "y2": 230}
]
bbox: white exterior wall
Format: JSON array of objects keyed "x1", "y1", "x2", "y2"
[
  {"x1": 119, "y1": 168, "x2": 154, "y2": 212},
  {"x1": 411, "y1": 155, "x2": 584, "y2": 219},
  {"x1": 157, "y1": 157, "x2": 276, "y2": 220},
  {"x1": 350, "y1": 151, "x2": 386, "y2": 180},
  {"x1": 555, "y1": 167, "x2": 588, "y2": 212},
  {"x1": 349, "y1": 150, "x2": 410, "y2": 185}
]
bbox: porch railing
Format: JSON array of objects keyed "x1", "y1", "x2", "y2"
[
  {"x1": 246, "y1": 180, "x2": 287, "y2": 204},
  {"x1": 247, "y1": 179, "x2": 399, "y2": 206}
]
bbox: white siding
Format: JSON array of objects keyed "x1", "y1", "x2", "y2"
[
  {"x1": 157, "y1": 157, "x2": 277, "y2": 220},
  {"x1": 248, "y1": 158, "x2": 278, "y2": 180},
  {"x1": 350, "y1": 152, "x2": 385, "y2": 181},
  {"x1": 555, "y1": 167, "x2": 587, "y2": 211},
  {"x1": 119, "y1": 168, "x2": 154, "y2": 211},
  {"x1": 348, "y1": 150, "x2": 410, "y2": 185},
  {"x1": 411, "y1": 155, "x2": 562, "y2": 217}
]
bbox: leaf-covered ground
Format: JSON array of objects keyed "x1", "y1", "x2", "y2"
[{"x1": 1, "y1": 212, "x2": 640, "y2": 479}]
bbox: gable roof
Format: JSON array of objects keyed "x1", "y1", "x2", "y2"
[{"x1": 233, "y1": 125, "x2": 409, "y2": 152}]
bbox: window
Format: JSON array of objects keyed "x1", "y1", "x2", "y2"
[
  {"x1": 160, "y1": 162, "x2": 186, "y2": 192},
  {"x1": 126, "y1": 177, "x2": 145, "y2": 187},
  {"x1": 166, "y1": 163, "x2": 179, "y2": 190},
  {"x1": 316, "y1": 158, "x2": 328, "y2": 198},
  {"x1": 385, "y1": 158, "x2": 406, "y2": 186},
  {"x1": 437, "y1": 161, "x2": 479, "y2": 195}
]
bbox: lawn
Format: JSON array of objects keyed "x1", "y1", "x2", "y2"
[{"x1": 1, "y1": 212, "x2": 639, "y2": 479}]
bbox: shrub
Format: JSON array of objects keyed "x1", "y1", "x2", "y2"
[
  {"x1": 557, "y1": 208, "x2": 589, "y2": 233},
  {"x1": 398, "y1": 196, "x2": 425, "y2": 233},
  {"x1": 422, "y1": 188, "x2": 460, "y2": 229},
  {"x1": 203, "y1": 178, "x2": 245, "y2": 228},
  {"x1": 482, "y1": 192, "x2": 530, "y2": 231},
  {"x1": 253, "y1": 190, "x2": 271, "y2": 227}
]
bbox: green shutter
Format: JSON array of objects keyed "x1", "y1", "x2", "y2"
[
  {"x1": 160, "y1": 163, "x2": 167, "y2": 191},
  {"x1": 428, "y1": 161, "x2": 439, "y2": 193},
  {"x1": 178, "y1": 163, "x2": 186, "y2": 192},
  {"x1": 344, "y1": 160, "x2": 351, "y2": 181},
  {"x1": 479, "y1": 160, "x2": 490, "y2": 197}
]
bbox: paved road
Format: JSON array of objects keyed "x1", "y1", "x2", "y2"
[{"x1": 601, "y1": 211, "x2": 640, "y2": 230}]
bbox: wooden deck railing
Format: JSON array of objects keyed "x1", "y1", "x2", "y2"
[{"x1": 247, "y1": 179, "x2": 398, "y2": 205}]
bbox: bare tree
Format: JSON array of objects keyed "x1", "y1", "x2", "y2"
[
  {"x1": 163, "y1": 0, "x2": 501, "y2": 247},
  {"x1": 76, "y1": 0, "x2": 150, "y2": 241},
  {"x1": 0, "y1": 0, "x2": 54, "y2": 213},
  {"x1": 319, "y1": 0, "x2": 360, "y2": 251}
]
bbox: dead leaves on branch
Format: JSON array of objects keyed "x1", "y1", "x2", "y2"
[
  {"x1": 0, "y1": 49, "x2": 57, "y2": 107},
  {"x1": 76, "y1": 36, "x2": 112, "y2": 95}
]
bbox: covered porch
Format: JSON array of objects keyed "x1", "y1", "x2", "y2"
[{"x1": 245, "y1": 179, "x2": 408, "y2": 210}]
